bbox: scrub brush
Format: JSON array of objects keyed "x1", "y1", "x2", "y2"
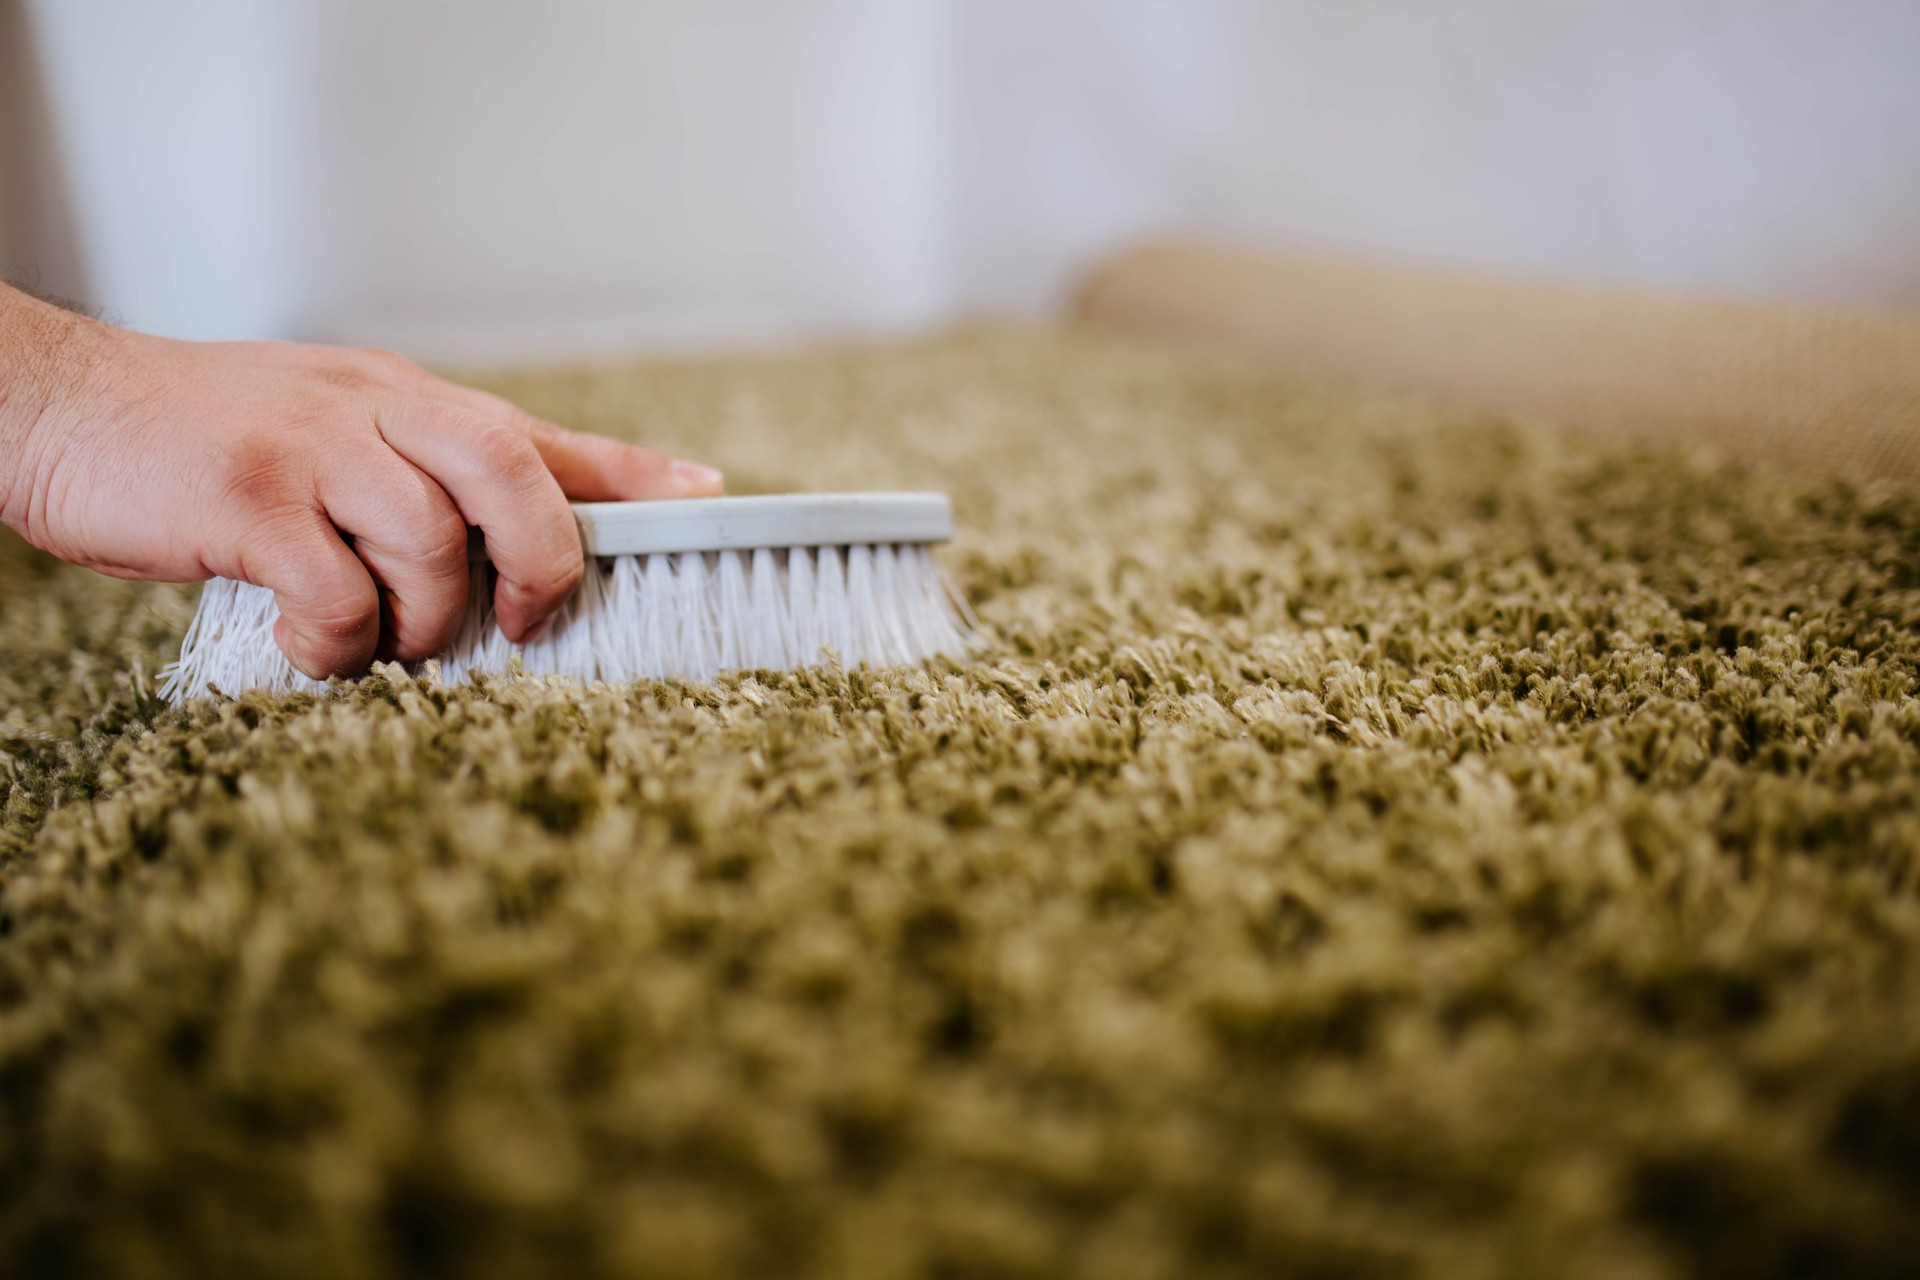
[{"x1": 159, "y1": 492, "x2": 974, "y2": 703}]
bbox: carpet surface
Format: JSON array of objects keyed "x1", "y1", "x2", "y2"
[{"x1": 2, "y1": 331, "x2": 1918, "y2": 1279}]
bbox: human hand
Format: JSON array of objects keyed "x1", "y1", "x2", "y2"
[{"x1": 0, "y1": 285, "x2": 723, "y2": 677}]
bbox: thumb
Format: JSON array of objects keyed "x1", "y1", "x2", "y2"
[{"x1": 239, "y1": 512, "x2": 382, "y2": 679}]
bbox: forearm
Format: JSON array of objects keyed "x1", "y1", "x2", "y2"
[{"x1": 0, "y1": 283, "x2": 96, "y2": 534}]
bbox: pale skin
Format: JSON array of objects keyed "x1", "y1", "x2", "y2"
[{"x1": 0, "y1": 283, "x2": 724, "y2": 677}]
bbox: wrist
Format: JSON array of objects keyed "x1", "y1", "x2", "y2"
[{"x1": 0, "y1": 285, "x2": 99, "y2": 535}]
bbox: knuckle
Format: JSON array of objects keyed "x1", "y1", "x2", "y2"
[
  {"x1": 471, "y1": 423, "x2": 545, "y2": 484},
  {"x1": 511, "y1": 408, "x2": 561, "y2": 439},
  {"x1": 422, "y1": 504, "x2": 471, "y2": 557},
  {"x1": 311, "y1": 364, "x2": 374, "y2": 394},
  {"x1": 403, "y1": 505, "x2": 472, "y2": 573},
  {"x1": 304, "y1": 347, "x2": 421, "y2": 396},
  {"x1": 352, "y1": 346, "x2": 423, "y2": 383}
]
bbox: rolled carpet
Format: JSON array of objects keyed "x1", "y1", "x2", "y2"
[
  {"x1": 1, "y1": 331, "x2": 1917, "y2": 1278},
  {"x1": 1075, "y1": 242, "x2": 1920, "y2": 489}
]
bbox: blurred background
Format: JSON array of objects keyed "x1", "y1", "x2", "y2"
[{"x1": 2, "y1": 0, "x2": 1917, "y2": 362}]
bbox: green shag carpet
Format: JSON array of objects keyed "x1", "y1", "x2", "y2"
[{"x1": 3, "y1": 332, "x2": 1919, "y2": 1280}]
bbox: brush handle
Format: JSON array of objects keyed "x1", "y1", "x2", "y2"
[{"x1": 468, "y1": 492, "x2": 954, "y2": 561}]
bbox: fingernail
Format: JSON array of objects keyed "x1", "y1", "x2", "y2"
[{"x1": 670, "y1": 459, "x2": 725, "y2": 493}]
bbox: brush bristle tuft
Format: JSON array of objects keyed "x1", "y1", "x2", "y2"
[{"x1": 160, "y1": 544, "x2": 975, "y2": 704}]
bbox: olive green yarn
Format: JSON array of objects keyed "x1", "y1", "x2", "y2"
[{"x1": 2, "y1": 331, "x2": 1919, "y2": 1279}]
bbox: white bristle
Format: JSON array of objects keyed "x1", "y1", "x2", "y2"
[
  {"x1": 714, "y1": 549, "x2": 750, "y2": 672},
  {"x1": 158, "y1": 543, "x2": 976, "y2": 704},
  {"x1": 815, "y1": 543, "x2": 850, "y2": 661},
  {"x1": 787, "y1": 544, "x2": 820, "y2": 661},
  {"x1": 747, "y1": 546, "x2": 788, "y2": 668}
]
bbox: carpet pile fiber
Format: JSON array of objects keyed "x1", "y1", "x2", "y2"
[{"x1": 2, "y1": 332, "x2": 1918, "y2": 1278}]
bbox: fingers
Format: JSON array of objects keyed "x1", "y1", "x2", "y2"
[
  {"x1": 236, "y1": 510, "x2": 381, "y2": 679},
  {"x1": 315, "y1": 450, "x2": 470, "y2": 662},
  {"x1": 525, "y1": 420, "x2": 725, "y2": 501},
  {"x1": 413, "y1": 378, "x2": 725, "y2": 500},
  {"x1": 320, "y1": 357, "x2": 722, "y2": 647},
  {"x1": 373, "y1": 399, "x2": 583, "y2": 641}
]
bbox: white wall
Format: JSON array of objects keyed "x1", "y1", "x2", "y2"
[
  {"x1": 19, "y1": 0, "x2": 301, "y2": 339},
  {"x1": 7, "y1": 0, "x2": 1919, "y2": 356},
  {"x1": 293, "y1": 0, "x2": 952, "y2": 355},
  {"x1": 944, "y1": 0, "x2": 1920, "y2": 315}
]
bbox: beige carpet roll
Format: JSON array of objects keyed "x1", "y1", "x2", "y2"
[{"x1": 1075, "y1": 241, "x2": 1920, "y2": 486}]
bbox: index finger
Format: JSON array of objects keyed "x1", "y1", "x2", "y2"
[
  {"x1": 414, "y1": 377, "x2": 725, "y2": 501},
  {"x1": 373, "y1": 398, "x2": 583, "y2": 642}
]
